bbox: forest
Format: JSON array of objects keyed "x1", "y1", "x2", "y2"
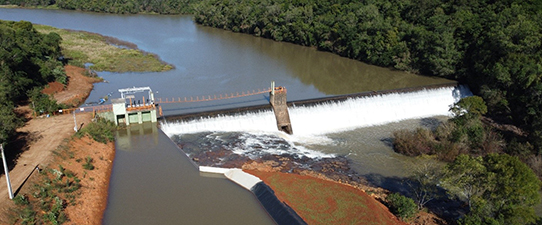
[
  {"x1": 9, "y1": 0, "x2": 538, "y2": 155},
  {"x1": 0, "y1": 0, "x2": 197, "y2": 14},
  {"x1": 0, "y1": 20, "x2": 66, "y2": 145},
  {"x1": 190, "y1": 0, "x2": 542, "y2": 155},
  {"x1": 1, "y1": 0, "x2": 542, "y2": 224},
  {"x1": 4, "y1": 0, "x2": 542, "y2": 156}
]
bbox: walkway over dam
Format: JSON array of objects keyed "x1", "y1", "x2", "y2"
[
  {"x1": 162, "y1": 82, "x2": 458, "y2": 121},
  {"x1": 60, "y1": 81, "x2": 459, "y2": 133}
]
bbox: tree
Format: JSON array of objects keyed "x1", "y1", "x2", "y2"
[
  {"x1": 482, "y1": 154, "x2": 541, "y2": 225},
  {"x1": 0, "y1": 20, "x2": 65, "y2": 144},
  {"x1": 441, "y1": 154, "x2": 487, "y2": 209},
  {"x1": 443, "y1": 154, "x2": 541, "y2": 225},
  {"x1": 450, "y1": 96, "x2": 488, "y2": 120},
  {"x1": 0, "y1": 102, "x2": 23, "y2": 144},
  {"x1": 406, "y1": 161, "x2": 442, "y2": 209},
  {"x1": 386, "y1": 193, "x2": 418, "y2": 221},
  {"x1": 27, "y1": 87, "x2": 63, "y2": 115}
]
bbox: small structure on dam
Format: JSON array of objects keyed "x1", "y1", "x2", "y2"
[
  {"x1": 100, "y1": 86, "x2": 162, "y2": 126},
  {"x1": 269, "y1": 82, "x2": 293, "y2": 134}
]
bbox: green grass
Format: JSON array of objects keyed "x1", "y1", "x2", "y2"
[
  {"x1": 74, "y1": 118, "x2": 116, "y2": 144},
  {"x1": 35, "y1": 24, "x2": 173, "y2": 73},
  {"x1": 9, "y1": 166, "x2": 80, "y2": 224},
  {"x1": 83, "y1": 156, "x2": 95, "y2": 170}
]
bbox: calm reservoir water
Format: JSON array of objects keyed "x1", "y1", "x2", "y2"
[
  {"x1": 0, "y1": 8, "x2": 450, "y2": 114},
  {"x1": 4, "y1": 8, "x2": 537, "y2": 222}
]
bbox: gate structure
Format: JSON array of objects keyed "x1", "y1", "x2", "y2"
[{"x1": 269, "y1": 82, "x2": 293, "y2": 134}]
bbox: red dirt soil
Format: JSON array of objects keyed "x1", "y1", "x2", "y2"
[
  {"x1": 0, "y1": 65, "x2": 113, "y2": 224},
  {"x1": 62, "y1": 136, "x2": 115, "y2": 225},
  {"x1": 246, "y1": 170, "x2": 408, "y2": 225},
  {"x1": 42, "y1": 81, "x2": 64, "y2": 95},
  {"x1": 52, "y1": 65, "x2": 100, "y2": 107}
]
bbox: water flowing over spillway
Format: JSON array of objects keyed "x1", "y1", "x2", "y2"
[
  {"x1": 160, "y1": 86, "x2": 472, "y2": 159},
  {"x1": 162, "y1": 85, "x2": 470, "y2": 136}
]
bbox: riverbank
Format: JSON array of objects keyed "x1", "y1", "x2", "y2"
[
  {"x1": 35, "y1": 24, "x2": 173, "y2": 73},
  {"x1": 180, "y1": 142, "x2": 447, "y2": 225},
  {"x1": 0, "y1": 65, "x2": 114, "y2": 224}
]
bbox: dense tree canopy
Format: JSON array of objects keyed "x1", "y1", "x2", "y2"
[
  {"x1": 0, "y1": 0, "x2": 197, "y2": 14},
  {"x1": 0, "y1": 20, "x2": 65, "y2": 144},
  {"x1": 443, "y1": 154, "x2": 541, "y2": 225},
  {"x1": 4, "y1": 0, "x2": 542, "y2": 154},
  {"x1": 2, "y1": 2, "x2": 542, "y2": 223},
  {"x1": 190, "y1": 0, "x2": 542, "y2": 153}
]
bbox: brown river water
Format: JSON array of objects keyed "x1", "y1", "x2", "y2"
[{"x1": 2, "y1": 8, "x2": 539, "y2": 223}]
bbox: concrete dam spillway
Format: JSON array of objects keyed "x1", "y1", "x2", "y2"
[
  {"x1": 158, "y1": 84, "x2": 472, "y2": 224},
  {"x1": 161, "y1": 84, "x2": 472, "y2": 138}
]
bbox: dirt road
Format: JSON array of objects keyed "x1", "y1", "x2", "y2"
[{"x1": 0, "y1": 65, "x2": 101, "y2": 222}]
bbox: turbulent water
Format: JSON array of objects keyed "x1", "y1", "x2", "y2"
[{"x1": 161, "y1": 86, "x2": 472, "y2": 164}]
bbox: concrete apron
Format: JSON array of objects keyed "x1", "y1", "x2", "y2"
[{"x1": 199, "y1": 166, "x2": 307, "y2": 225}]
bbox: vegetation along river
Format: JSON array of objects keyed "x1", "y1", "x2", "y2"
[{"x1": 0, "y1": 8, "x2": 470, "y2": 224}]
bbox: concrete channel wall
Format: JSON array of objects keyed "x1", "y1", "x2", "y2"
[{"x1": 199, "y1": 166, "x2": 307, "y2": 225}]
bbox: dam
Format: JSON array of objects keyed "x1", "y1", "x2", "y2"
[{"x1": 160, "y1": 84, "x2": 470, "y2": 137}]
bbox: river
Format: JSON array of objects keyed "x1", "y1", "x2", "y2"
[{"x1": 5, "y1": 8, "x2": 537, "y2": 224}]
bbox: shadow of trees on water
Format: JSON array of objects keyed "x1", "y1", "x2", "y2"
[{"x1": 363, "y1": 173, "x2": 467, "y2": 223}]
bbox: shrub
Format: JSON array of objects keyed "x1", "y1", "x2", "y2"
[
  {"x1": 75, "y1": 118, "x2": 116, "y2": 143},
  {"x1": 393, "y1": 128, "x2": 435, "y2": 156},
  {"x1": 386, "y1": 193, "x2": 418, "y2": 221},
  {"x1": 13, "y1": 195, "x2": 29, "y2": 206},
  {"x1": 83, "y1": 156, "x2": 94, "y2": 170},
  {"x1": 525, "y1": 155, "x2": 542, "y2": 180},
  {"x1": 434, "y1": 140, "x2": 464, "y2": 162},
  {"x1": 27, "y1": 87, "x2": 64, "y2": 115}
]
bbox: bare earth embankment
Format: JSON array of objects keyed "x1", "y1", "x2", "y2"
[{"x1": 0, "y1": 65, "x2": 114, "y2": 224}]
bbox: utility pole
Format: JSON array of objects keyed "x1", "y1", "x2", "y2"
[
  {"x1": 73, "y1": 110, "x2": 78, "y2": 132},
  {"x1": 1, "y1": 144, "x2": 14, "y2": 199}
]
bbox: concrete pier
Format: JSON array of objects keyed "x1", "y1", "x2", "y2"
[{"x1": 269, "y1": 86, "x2": 293, "y2": 134}]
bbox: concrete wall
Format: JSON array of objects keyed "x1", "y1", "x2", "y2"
[
  {"x1": 199, "y1": 166, "x2": 307, "y2": 225},
  {"x1": 199, "y1": 166, "x2": 261, "y2": 190}
]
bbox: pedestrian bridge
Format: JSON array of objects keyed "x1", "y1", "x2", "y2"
[{"x1": 59, "y1": 82, "x2": 461, "y2": 134}]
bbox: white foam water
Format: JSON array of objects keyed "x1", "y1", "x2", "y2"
[{"x1": 161, "y1": 85, "x2": 472, "y2": 159}]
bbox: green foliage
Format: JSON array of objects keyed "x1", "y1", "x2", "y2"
[
  {"x1": 13, "y1": 194, "x2": 30, "y2": 206},
  {"x1": 450, "y1": 96, "x2": 488, "y2": 120},
  {"x1": 444, "y1": 154, "x2": 542, "y2": 225},
  {"x1": 0, "y1": 20, "x2": 65, "y2": 144},
  {"x1": 441, "y1": 154, "x2": 487, "y2": 209},
  {"x1": 10, "y1": 166, "x2": 81, "y2": 224},
  {"x1": 34, "y1": 24, "x2": 172, "y2": 73},
  {"x1": 75, "y1": 118, "x2": 116, "y2": 143},
  {"x1": 386, "y1": 193, "x2": 418, "y2": 221},
  {"x1": 0, "y1": 101, "x2": 24, "y2": 144},
  {"x1": 1, "y1": 0, "x2": 198, "y2": 14},
  {"x1": 407, "y1": 161, "x2": 443, "y2": 209},
  {"x1": 28, "y1": 87, "x2": 65, "y2": 115},
  {"x1": 393, "y1": 96, "x2": 504, "y2": 162},
  {"x1": 82, "y1": 156, "x2": 94, "y2": 170}
]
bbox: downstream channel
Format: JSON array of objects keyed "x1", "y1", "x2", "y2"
[{"x1": 2, "y1": 8, "x2": 515, "y2": 224}]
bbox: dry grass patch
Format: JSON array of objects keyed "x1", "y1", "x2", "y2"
[
  {"x1": 35, "y1": 25, "x2": 173, "y2": 73},
  {"x1": 247, "y1": 170, "x2": 406, "y2": 225}
]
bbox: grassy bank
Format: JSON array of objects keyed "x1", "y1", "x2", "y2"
[
  {"x1": 35, "y1": 25, "x2": 173, "y2": 73},
  {"x1": 247, "y1": 170, "x2": 406, "y2": 225}
]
